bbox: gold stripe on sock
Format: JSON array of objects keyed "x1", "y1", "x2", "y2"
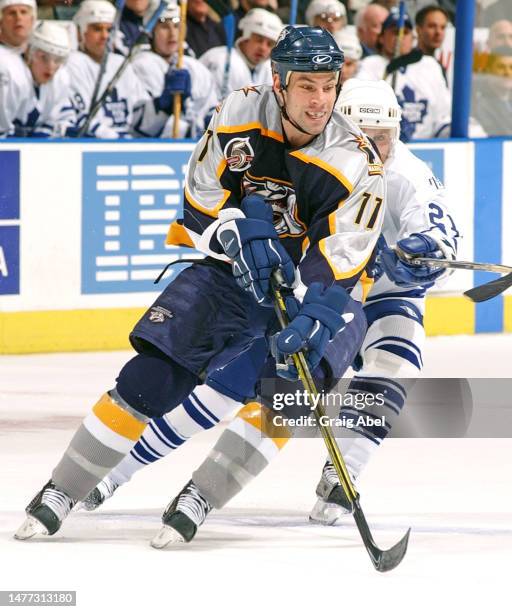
[
  {"x1": 238, "y1": 402, "x2": 291, "y2": 450},
  {"x1": 92, "y1": 393, "x2": 146, "y2": 441}
]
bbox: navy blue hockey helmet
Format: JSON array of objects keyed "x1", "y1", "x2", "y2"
[{"x1": 271, "y1": 26, "x2": 344, "y2": 88}]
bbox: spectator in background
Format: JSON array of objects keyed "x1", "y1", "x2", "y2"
[
  {"x1": 186, "y1": 0, "x2": 226, "y2": 58},
  {"x1": 333, "y1": 27, "x2": 362, "y2": 82},
  {"x1": 355, "y1": 3, "x2": 388, "y2": 57},
  {"x1": 487, "y1": 19, "x2": 512, "y2": 50},
  {"x1": 0, "y1": 0, "x2": 36, "y2": 52},
  {"x1": 472, "y1": 46, "x2": 512, "y2": 135},
  {"x1": 415, "y1": 5, "x2": 449, "y2": 82},
  {"x1": 116, "y1": 0, "x2": 150, "y2": 56},
  {"x1": 305, "y1": 0, "x2": 347, "y2": 35},
  {"x1": 200, "y1": 8, "x2": 282, "y2": 100},
  {"x1": 131, "y1": 1, "x2": 218, "y2": 137},
  {"x1": 357, "y1": 7, "x2": 451, "y2": 141},
  {"x1": 234, "y1": 0, "x2": 277, "y2": 33},
  {"x1": 0, "y1": 21, "x2": 71, "y2": 137}
]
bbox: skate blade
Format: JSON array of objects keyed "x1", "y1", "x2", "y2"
[
  {"x1": 150, "y1": 525, "x2": 186, "y2": 549},
  {"x1": 309, "y1": 499, "x2": 345, "y2": 526},
  {"x1": 14, "y1": 516, "x2": 48, "y2": 540}
]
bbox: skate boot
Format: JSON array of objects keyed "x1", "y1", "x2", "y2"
[
  {"x1": 309, "y1": 461, "x2": 354, "y2": 526},
  {"x1": 151, "y1": 480, "x2": 213, "y2": 549},
  {"x1": 81, "y1": 476, "x2": 119, "y2": 511},
  {"x1": 15, "y1": 480, "x2": 77, "y2": 540}
]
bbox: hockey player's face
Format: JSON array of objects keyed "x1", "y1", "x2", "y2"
[
  {"x1": 0, "y1": 5, "x2": 34, "y2": 47},
  {"x1": 313, "y1": 12, "x2": 346, "y2": 34},
  {"x1": 278, "y1": 72, "x2": 338, "y2": 143},
  {"x1": 28, "y1": 49, "x2": 65, "y2": 85},
  {"x1": 240, "y1": 33, "x2": 275, "y2": 65},
  {"x1": 126, "y1": 0, "x2": 150, "y2": 17},
  {"x1": 153, "y1": 20, "x2": 179, "y2": 58},
  {"x1": 362, "y1": 127, "x2": 393, "y2": 162},
  {"x1": 379, "y1": 26, "x2": 413, "y2": 59},
  {"x1": 83, "y1": 22, "x2": 112, "y2": 62}
]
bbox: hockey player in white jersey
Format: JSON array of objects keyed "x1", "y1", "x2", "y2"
[
  {"x1": 15, "y1": 27, "x2": 385, "y2": 544},
  {"x1": 0, "y1": 0, "x2": 36, "y2": 53},
  {"x1": 357, "y1": 7, "x2": 451, "y2": 141},
  {"x1": 0, "y1": 20, "x2": 71, "y2": 137},
  {"x1": 199, "y1": 8, "x2": 282, "y2": 99},
  {"x1": 81, "y1": 80, "x2": 460, "y2": 543},
  {"x1": 64, "y1": 0, "x2": 180, "y2": 138},
  {"x1": 131, "y1": 1, "x2": 218, "y2": 138}
]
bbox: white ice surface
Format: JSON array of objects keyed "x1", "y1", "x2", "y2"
[{"x1": 1, "y1": 335, "x2": 511, "y2": 612}]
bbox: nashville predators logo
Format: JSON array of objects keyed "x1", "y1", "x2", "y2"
[
  {"x1": 242, "y1": 173, "x2": 306, "y2": 237},
  {"x1": 224, "y1": 137, "x2": 255, "y2": 172}
]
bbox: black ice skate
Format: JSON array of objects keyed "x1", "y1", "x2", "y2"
[
  {"x1": 151, "y1": 480, "x2": 213, "y2": 549},
  {"x1": 14, "y1": 480, "x2": 77, "y2": 540},
  {"x1": 309, "y1": 461, "x2": 354, "y2": 526},
  {"x1": 81, "y1": 476, "x2": 119, "y2": 511}
]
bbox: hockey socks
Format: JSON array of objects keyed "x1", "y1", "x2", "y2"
[{"x1": 51, "y1": 391, "x2": 148, "y2": 500}]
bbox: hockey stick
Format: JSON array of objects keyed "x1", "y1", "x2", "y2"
[
  {"x1": 172, "y1": 0, "x2": 188, "y2": 138},
  {"x1": 289, "y1": 0, "x2": 298, "y2": 26},
  {"x1": 271, "y1": 276, "x2": 410, "y2": 572},
  {"x1": 394, "y1": 248, "x2": 512, "y2": 302},
  {"x1": 78, "y1": 0, "x2": 168, "y2": 136},
  {"x1": 220, "y1": 11, "x2": 235, "y2": 100},
  {"x1": 390, "y1": 0, "x2": 406, "y2": 91}
]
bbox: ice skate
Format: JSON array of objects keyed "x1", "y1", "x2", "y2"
[
  {"x1": 151, "y1": 480, "x2": 212, "y2": 549},
  {"x1": 15, "y1": 480, "x2": 76, "y2": 540},
  {"x1": 309, "y1": 461, "x2": 354, "y2": 526},
  {"x1": 80, "y1": 476, "x2": 119, "y2": 511}
]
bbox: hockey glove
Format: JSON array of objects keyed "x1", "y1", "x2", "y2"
[
  {"x1": 216, "y1": 195, "x2": 295, "y2": 306},
  {"x1": 380, "y1": 232, "x2": 446, "y2": 287},
  {"x1": 273, "y1": 283, "x2": 350, "y2": 379},
  {"x1": 155, "y1": 68, "x2": 192, "y2": 114}
]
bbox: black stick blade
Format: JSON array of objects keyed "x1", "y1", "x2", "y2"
[
  {"x1": 373, "y1": 528, "x2": 411, "y2": 572},
  {"x1": 353, "y1": 499, "x2": 410, "y2": 572},
  {"x1": 464, "y1": 272, "x2": 512, "y2": 303}
]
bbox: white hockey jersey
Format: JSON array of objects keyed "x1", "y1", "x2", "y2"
[
  {"x1": 199, "y1": 43, "x2": 272, "y2": 100},
  {"x1": 131, "y1": 51, "x2": 218, "y2": 138},
  {"x1": 370, "y1": 139, "x2": 460, "y2": 298},
  {"x1": 167, "y1": 84, "x2": 386, "y2": 299},
  {"x1": 357, "y1": 54, "x2": 451, "y2": 141},
  {"x1": 0, "y1": 46, "x2": 70, "y2": 137},
  {"x1": 62, "y1": 50, "x2": 168, "y2": 138}
]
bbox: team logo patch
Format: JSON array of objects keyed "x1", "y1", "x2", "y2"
[
  {"x1": 224, "y1": 137, "x2": 254, "y2": 172},
  {"x1": 148, "y1": 306, "x2": 174, "y2": 323},
  {"x1": 312, "y1": 54, "x2": 332, "y2": 64}
]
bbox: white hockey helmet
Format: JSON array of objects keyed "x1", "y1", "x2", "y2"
[
  {"x1": 238, "y1": 8, "x2": 283, "y2": 43},
  {"x1": 337, "y1": 78, "x2": 401, "y2": 139},
  {"x1": 29, "y1": 20, "x2": 70, "y2": 57},
  {"x1": 305, "y1": 0, "x2": 346, "y2": 26},
  {"x1": 73, "y1": 0, "x2": 116, "y2": 34},
  {"x1": 0, "y1": 0, "x2": 36, "y2": 19},
  {"x1": 333, "y1": 28, "x2": 362, "y2": 61},
  {"x1": 158, "y1": 0, "x2": 180, "y2": 23}
]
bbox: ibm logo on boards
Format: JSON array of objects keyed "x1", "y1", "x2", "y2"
[{"x1": 81, "y1": 150, "x2": 201, "y2": 294}]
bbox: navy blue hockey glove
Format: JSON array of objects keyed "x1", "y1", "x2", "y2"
[
  {"x1": 216, "y1": 195, "x2": 295, "y2": 306},
  {"x1": 272, "y1": 283, "x2": 350, "y2": 379},
  {"x1": 380, "y1": 233, "x2": 446, "y2": 287},
  {"x1": 155, "y1": 68, "x2": 192, "y2": 114}
]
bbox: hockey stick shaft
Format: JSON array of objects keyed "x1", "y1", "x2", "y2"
[
  {"x1": 220, "y1": 12, "x2": 235, "y2": 100},
  {"x1": 395, "y1": 250, "x2": 512, "y2": 274},
  {"x1": 388, "y1": 0, "x2": 406, "y2": 88},
  {"x1": 79, "y1": 0, "x2": 167, "y2": 136},
  {"x1": 289, "y1": 0, "x2": 298, "y2": 26},
  {"x1": 271, "y1": 277, "x2": 410, "y2": 572},
  {"x1": 172, "y1": 0, "x2": 188, "y2": 138}
]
